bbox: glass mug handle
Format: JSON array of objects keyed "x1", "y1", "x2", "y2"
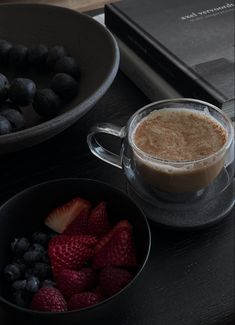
[{"x1": 87, "y1": 123, "x2": 126, "y2": 169}]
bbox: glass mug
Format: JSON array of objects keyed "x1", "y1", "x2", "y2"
[{"x1": 87, "y1": 99, "x2": 234, "y2": 205}]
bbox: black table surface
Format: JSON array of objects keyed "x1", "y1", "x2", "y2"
[{"x1": 0, "y1": 72, "x2": 234, "y2": 325}]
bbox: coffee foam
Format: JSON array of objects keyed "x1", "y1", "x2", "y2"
[{"x1": 132, "y1": 108, "x2": 227, "y2": 162}]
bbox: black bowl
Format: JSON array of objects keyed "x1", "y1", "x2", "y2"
[
  {"x1": 0, "y1": 4, "x2": 119, "y2": 154},
  {"x1": 0, "y1": 178, "x2": 151, "y2": 325}
]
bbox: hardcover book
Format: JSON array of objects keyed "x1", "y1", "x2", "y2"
[{"x1": 105, "y1": 0, "x2": 235, "y2": 118}]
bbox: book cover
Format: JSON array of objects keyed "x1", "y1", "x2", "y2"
[{"x1": 105, "y1": 0, "x2": 235, "y2": 115}]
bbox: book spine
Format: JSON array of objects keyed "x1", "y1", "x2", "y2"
[{"x1": 105, "y1": 5, "x2": 223, "y2": 108}]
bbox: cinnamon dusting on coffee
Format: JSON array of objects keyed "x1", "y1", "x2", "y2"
[{"x1": 133, "y1": 109, "x2": 227, "y2": 161}]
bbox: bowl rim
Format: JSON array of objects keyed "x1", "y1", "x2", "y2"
[
  {"x1": 0, "y1": 177, "x2": 151, "y2": 315},
  {"x1": 0, "y1": 3, "x2": 120, "y2": 144}
]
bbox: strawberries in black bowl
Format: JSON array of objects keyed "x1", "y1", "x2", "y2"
[{"x1": 0, "y1": 179, "x2": 150, "y2": 325}]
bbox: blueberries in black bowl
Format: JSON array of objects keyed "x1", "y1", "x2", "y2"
[
  {"x1": 9, "y1": 78, "x2": 36, "y2": 106},
  {"x1": 11, "y1": 237, "x2": 30, "y2": 257},
  {"x1": 9, "y1": 44, "x2": 28, "y2": 69},
  {"x1": 0, "y1": 40, "x2": 12, "y2": 64},
  {"x1": 51, "y1": 73, "x2": 78, "y2": 101},
  {"x1": 3, "y1": 264, "x2": 21, "y2": 282},
  {"x1": 33, "y1": 88, "x2": 61, "y2": 118}
]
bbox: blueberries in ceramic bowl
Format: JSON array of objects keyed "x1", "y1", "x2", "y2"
[
  {"x1": 33, "y1": 88, "x2": 61, "y2": 118},
  {"x1": 51, "y1": 73, "x2": 78, "y2": 101},
  {"x1": 0, "y1": 73, "x2": 9, "y2": 102},
  {"x1": 9, "y1": 78, "x2": 36, "y2": 106},
  {"x1": 9, "y1": 44, "x2": 28, "y2": 68}
]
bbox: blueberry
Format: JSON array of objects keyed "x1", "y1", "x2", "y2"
[
  {"x1": 0, "y1": 105, "x2": 25, "y2": 131},
  {"x1": 0, "y1": 40, "x2": 12, "y2": 64},
  {"x1": 33, "y1": 88, "x2": 61, "y2": 118},
  {"x1": 32, "y1": 232, "x2": 48, "y2": 245},
  {"x1": 9, "y1": 44, "x2": 28, "y2": 68},
  {"x1": 12, "y1": 291, "x2": 29, "y2": 307},
  {"x1": 25, "y1": 276, "x2": 40, "y2": 293},
  {"x1": 13, "y1": 258, "x2": 26, "y2": 274},
  {"x1": 46, "y1": 45, "x2": 67, "y2": 67},
  {"x1": 41, "y1": 252, "x2": 50, "y2": 264},
  {"x1": 28, "y1": 44, "x2": 48, "y2": 66},
  {"x1": 4, "y1": 264, "x2": 21, "y2": 282},
  {"x1": 23, "y1": 250, "x2": 41, "y2": 264},
  {"x1": 11, "y1": 279, "x2": 27, "y2": 291},
  {"x1": 54, "y1": 56, "x2": 80, "y2": 79},
  {"x1": 30, "y1": 243, "x2": 45, "y2": 254},
  {"x1": 0, "y1": 115, "x2": 12, "y2": 135},
  {"x1": 9, "y1": 78, "x2": 36, "y2": 106},
  {"x1": 11, "y1": 237, "x2": 30, "y2": 256},
  {"x1": 25, "y1": 268, "x2": 34, "y2": 279},
  {"x1": 33, "y1": 262, "x2": 51, "y2": 278},
  {"x1": 0, "y1": 73, "x2": 9, "y2": 102},
  {"x1": 41, "y1": 279, "x2": 55, "y2": 288},
  {"x1": 50, "y1": 73, "x2": 78, "y2": 101}
]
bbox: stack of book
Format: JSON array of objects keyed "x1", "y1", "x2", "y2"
[{"x1": 103, "y1": 0, "x2": 235, "y2": 119}]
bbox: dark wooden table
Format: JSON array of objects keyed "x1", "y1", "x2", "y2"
[{"x1": 0, "y1": 72, "x2": 234, "y2": 325}]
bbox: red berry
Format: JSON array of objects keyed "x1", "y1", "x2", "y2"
[
  {"x1": 48, "y1": 235, "x2": 96, "y2": 276},
  {"x1": 93, "y1": 221, "x2": 137, "y2": 269},
  {"x1": 56, "y1": 268, "x2": 96, "y2": 299},
  {"x1": 99, "y1": 266, "x2": 133, "y2": 297},
  {"x1": 45, "y1": 197, "x2": 91, "y2": 233},
  {"x1": 87, "y1": 202, "x2": 110, "y2": 238},
  {"x1": 68, "y1": 292, "x2": 102, "y2": 311},
  {"x1": 31, "y1": 287, "x2": 67, "y2": 312}
]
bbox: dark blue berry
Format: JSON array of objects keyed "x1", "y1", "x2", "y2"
[
  {"x1": 41, "y1": 252, "x2": 50, "y2": 264},
  {"x1": 46, "y1": 45, "x2": 67, "y2": 67},
  {"x1": 0, "y1": 104, "x2": 25, "y2": 131},
  {"x1": 33, "y1": 88, "x2": 61, "y2": 118},
  {"x1": 41, "y1": 279, "x2": 55, "y2": 288},
  {"x1": 0, "y1": 73, "x2": 9, "y2": 102},
  {"x1": 11, "y1": 279, "x2": 27, "y2": 291},
  {"x1": 4, "y1": 264, "x2": 21, "y2": 282},
  {"x1": 9, "y1": 78, "x2": 36, "y2": 106},
  {"x1": 25, "y1": 276, "x2": 40, "y2": 293},
  {"x1": 54, "y1": 56, "x2": 80, "y2": 79},
  {"x1": 0, "y1": 115, "x2": 12, "y2": 135},
  {"x1": 9, "y1": 44, "x2": 28, "y2": 68},
  {"x1": 11, "y1": 237, "x2": 30, "y2": 256},
  {"x1": 0, "y1": 40, "x2": 12, "y2": 64},
  {"x1": 33, "y1": 262, "x2": 51, "y2": 278},
  {"x1": 23, "y1": 250, "x2": 41, "y2": 264},
  {"x1": 32, "y1": 232, "x2": 48, "y2": 245},
  {"x1": 30, "y1": 243, "x2": 45, "y2": 254},
  {"x1": 13, "y1": 258, "x2": 26, "y2": 274},
  {"x1": 25, "y1": 268, "x2": 34, "y2": 279},
  {"x1": 28, "y1": 44, "x2": 48, "y2": 66},
  {"x1": 50, "y1": 73, "x2": 78, "y2": 101},
  {"x1": 12, "y1": 291, "x2": 29, "y2": 307}
]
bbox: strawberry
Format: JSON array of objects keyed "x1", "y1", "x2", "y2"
[
  {"x1": 99, "y1": 266, "x2": 133, "y2": 297},
  {"x1": 63, "y1": 207, "x2": 90, "y2": 236},
  {"x1": 56, "y1": 268, "x2": 96, "y2": 299},
  {"x1": 31, "y1": 287, "x2": 67, "y2": 312},
  {"x1": 86, "y1": 202, "x2": 110, "y2": 238},
  {"x1": 48, "y1": 235, "x2": 97, "y2": 275},
  {"x1": 68, "y1": 292, "x2": 102, "y2": 311},
  {"x1": 45, "y1": 197, "x2": 91, "y2": 233},
  {"x1": 93, "y1": 221, "x2": 137, "y2": 269},
  {"x1": 94, "y1": 220, "x2": 131, "y2": 254}
]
